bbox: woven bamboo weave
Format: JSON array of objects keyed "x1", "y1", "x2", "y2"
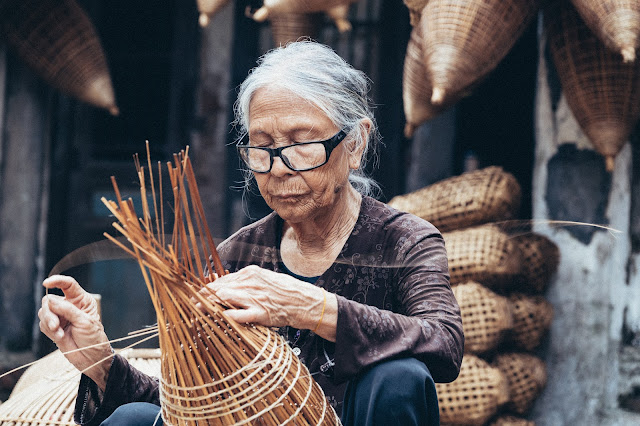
[
  {"x1": 452, "y1": 281, "x2": 513, "y2": 355},
  {"x1": 493, "y1": 353, "x2": 547, "y2": 415},
  {"x1": 197, "y1": 0, "x2": 231, "y2": 27},
  {"x1": 443, "y1": 225, "x2": 523, "y2": 289},
  {"x1": 389, "y1": 166, "x2": 521, "y2": 232},
  {"x1": 436, "y1": 354, "x2": 509, "y2": 425},
  {"x1": 101, "y1": 149, "x2": 339, "y2": 425},
  {"x1": 419, "y1": 0, "x2": 539, "y2": 106},
  {"x1": 506, "y1": 294, "x2": 553, "y2": 352},
  {"x1": 570, "y1": 0, "x2": 640, "y2": 63},
  {"x1": 0, "y1": 0, "x2": 118, "y2": 115},
  {"x1": 546, "y1": 0, "x2": 640, "y2": 172},
  {"x1": 490, "y1": 415, "x2": 535, "y2": 426},
  {"x1": 513, "y1": 233, "x2": 559, "y2": 294},
  {"x1": 402, "y1": 24, "x2": 452, "y2": 138},
  {"x1": 269, "y1": 13, "x2": 322, "y2": 47},
  {"x1": 0, "y1": 349, "x2": 161, "y2": 426}
]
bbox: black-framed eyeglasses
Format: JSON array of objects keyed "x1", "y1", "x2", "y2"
[{"x1": 237, "y1": 128, "x2": 350, "y2": 173}]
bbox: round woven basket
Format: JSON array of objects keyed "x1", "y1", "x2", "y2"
[
  {"x1": 570, "y1": 0, "x2": 640, "y2": 63},
  {"x1": 452, "y1": 281, "x2": 513, "y2": 355},
  {"x1": 546, "y1": 0, "x2": 640, "y2": 172},
  {"x1": 389, "y1": 166, "x2": 521, "y2": 232},
  {"x1": 443, "y1": 225, "x2": 523, "y2": 289},
  {"x1": 0, "y1": 0, "x2": 118, "y2": 115},
  {"x1": 269, "y1": 12, "x2": 322, "y2": 47},
  {"x1": 196, "y1": 0, "x2": 231, "y2": 27},
  {"x1": 493, "y1": 353, "x2": 547, "y2": 415},
  {"x1": 436, "y1": 354, "x2": 509, "y2": 425},
  {"x1": 490, "y1": 415, "x2": 535, "y2": 426},
  {"x1": 513, "y1": 233, "x2": 560, "y2": 294},
  {"x1": 506, "y1": 294, "x2": 554, "y2": 352},
  {"x1": 403, "y1": 25, "x2": 450, "y2": 138},
  {"x1": 419, "y1": 0, "x2": 539, "y2": 106},
  {"x1": 0, "y1": 349, "x2": 161, "y2": 425}
]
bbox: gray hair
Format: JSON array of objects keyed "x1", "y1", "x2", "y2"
[{"x1": 233, "y1": 41, "x2": 380, "y2": 197}]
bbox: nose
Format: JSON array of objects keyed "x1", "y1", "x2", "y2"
[{"x1": 270, "y1": 155, "x2": 294, "y2": 177}]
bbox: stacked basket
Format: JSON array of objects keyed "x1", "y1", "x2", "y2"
[{"x1": 389, "y1": 167, "x2": 559, "y2": 425}]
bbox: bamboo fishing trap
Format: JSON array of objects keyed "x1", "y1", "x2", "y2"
[{"x1": 100, "y1": 147, "x2": 340, "y2": 425}]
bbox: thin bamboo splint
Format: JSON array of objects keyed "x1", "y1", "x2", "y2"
[{"x1": 100, "y1": 146, "x2": 340, "y2": 425}]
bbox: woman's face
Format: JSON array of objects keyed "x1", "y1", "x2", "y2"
[{"x1": 247, "y1": 86, "x2": 360, "y2": 224}]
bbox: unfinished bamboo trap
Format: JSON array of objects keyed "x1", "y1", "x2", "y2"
[{"x1": 101, "y1": 146, "x2": 340, "y2": 425}]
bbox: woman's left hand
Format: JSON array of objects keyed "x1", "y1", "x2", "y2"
[{"x1": 203, "y1": 265, "x2": 332, "y2": 333}]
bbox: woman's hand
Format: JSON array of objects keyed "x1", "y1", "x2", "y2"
[
  {"x1": 204, "y1": 265, "x2": 337, "y2": 341},
  {"x1": 38, "y1": 275, "x2": 113, "y2": 390}
]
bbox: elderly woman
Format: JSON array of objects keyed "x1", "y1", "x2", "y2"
[{"x1": 39, "y1": 41, "x2": 463, "y2": 426}]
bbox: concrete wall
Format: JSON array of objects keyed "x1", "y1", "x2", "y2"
[{"x1": 531, "y1": 25, "x2": 640, "y2": 425}]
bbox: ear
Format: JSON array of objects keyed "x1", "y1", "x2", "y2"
[{"x1": 347, "y1": 119, "x2": 372, "y2": 170}]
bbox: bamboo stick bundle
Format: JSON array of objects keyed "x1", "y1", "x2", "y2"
[{"x1": 101, "y1": 146, "x2": 340, "y2": 425}]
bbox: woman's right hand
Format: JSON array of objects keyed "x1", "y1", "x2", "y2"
[{"x1": 38, "y1": 275, "x2": 113, "y2": 390}]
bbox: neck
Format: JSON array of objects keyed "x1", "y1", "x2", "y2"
[{"x1": 283, "y1": 186, "x2": 362, "y2": 258}]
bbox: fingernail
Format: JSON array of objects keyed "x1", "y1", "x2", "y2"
[
  {"x1": 56, "y1": 329, "x2": 64, "y2": 339},
  {"x1": 49, "y1": 320, "x2": 56, "y2": 329}
]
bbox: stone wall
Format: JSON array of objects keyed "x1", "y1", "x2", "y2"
[{"x1": 531, "y1": 27, "x2": 640, "y2": 425}]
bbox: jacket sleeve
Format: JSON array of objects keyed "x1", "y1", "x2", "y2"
[
  {"x1": 333, "y1": 233, "x2": 464, "y2": 384},
  {"x1": 74, "y1": 354, "x2": 160, "y2": 425}
]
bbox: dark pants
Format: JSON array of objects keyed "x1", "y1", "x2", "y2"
[{"x1": 101, "y1": 358, "x2": 438, "y2": 426}]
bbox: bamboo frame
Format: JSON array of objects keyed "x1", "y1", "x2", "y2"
[{"x1": 101, "y1": 145, "x2": 340, "y2": 425}]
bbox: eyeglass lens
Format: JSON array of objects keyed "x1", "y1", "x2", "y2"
[{"x1": 243, "y1": 143, "x2": 327, "y2": 172}]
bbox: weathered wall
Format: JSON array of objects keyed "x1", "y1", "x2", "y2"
[{"x1": 531, "y1": 26, "x2": 640, "y2": 425}]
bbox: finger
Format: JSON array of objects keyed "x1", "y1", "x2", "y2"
[
  {"x1": 39, "y1": 296, "x2": 65, "y2": 338},
  {"x1": 43, "y1": 275, "x2": 86, "y2": 300},
  {"x1": 223, "y1": 308, "x2": 262, "y2": 324}
]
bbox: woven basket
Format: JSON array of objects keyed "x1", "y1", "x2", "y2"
[
  {"x1": 197, "y1": 0, "x2": 231, "y2": 27},
  {"x1": 506, "y1": 294, "x2": 553, "y2": 352},
  {"x1": 403, "y1": 0, "x2": 429, "y2": 26},
  {"x1": 546, "y1": 0, "x2": 640, "y2": 172},
  {"x1": 403, "y1": 24, "x2": 457, "y2": 138},
  {"x1": 269, "y1": 12, "x2": 322, "y2": 47},
  {"x1": 389, "y1": 166, "x2": 521, "y2": 232},
  {"x1": 493, "y1": 353, "x2": 547, "y2": 415},
  {"x1": 570, "y1": 0, "x2": 640, "y2": 63},
  {"x1": 0, "y1": 0, "x2": 118, "y2": 115},
  {"x1": 513, "y1": 233, "x2": 560, "y2": 294},
  {"x1": 0, "y1": 349, "x2": 161, "y2": 425},
  {"x1": 444, "y1": 225, "x2": 523, "y2": 289},
  {"x1": 436, "y1": 354, "x2": 509, "y2": 425},
  {"x1": 419, "y1": 0, "x2": 539, "y2": 106},
  {"x1": 490, "y1": 415, "x2": 536, "y2": 426},
  {"x1": 100, "y1": 151, "x2": 340, "y2": 425},
  {"x1": 452, "y1": 281, "x2": 513, "y2": 355}
]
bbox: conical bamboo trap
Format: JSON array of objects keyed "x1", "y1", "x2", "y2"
[
  {"x1": 492, "y1": 353, "x2": 547, "y2": 415},
  {"x1": 506, "y1": 294, "x2": 553, "y2": 352},
  {"x1": 570, "y1": 0, "x2": 640, "y2": 63},
  {"x1": 443, "y1": 225, "x2": 523, "y2": 290},
  {"x1": 197, "y1": 0, "x2": 232, "y2": 27},
  {"x1": 436, "y1": 354, "x2": 509, "y2": 425},
  {"x1": 546, "y1": 0, "x2": 640, "y2": 172},
  {"x1": 403, "y1": 0, "x2": 429, "y2": 27},
  {"x1": 419, "y1": 0, "x2": 539, "y2": 106},
  {"x1": 388, "y1": 166, "x2": 521, "y2": 232},
  {"x1": 0, "y1": 349, "x2": 161, "y2": 426},
  {"x1": 249, "y1": 0, "x2": 358, "y2": 22},
  {"x1": 100, "y1": 147, "x2": 340, "y2": 425},
  {"x1": 0, "y1": 0, "x2": 119, "y2": 115},
  {"x1": 402, "y1": 24, "x2": 452, "y2": 138},
  {"x1": 452, "y1": 281, "x2": 513, "y2": 355},
  {"x1": 513, "y1": 233, "x2": 559, "y2": 294}
]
